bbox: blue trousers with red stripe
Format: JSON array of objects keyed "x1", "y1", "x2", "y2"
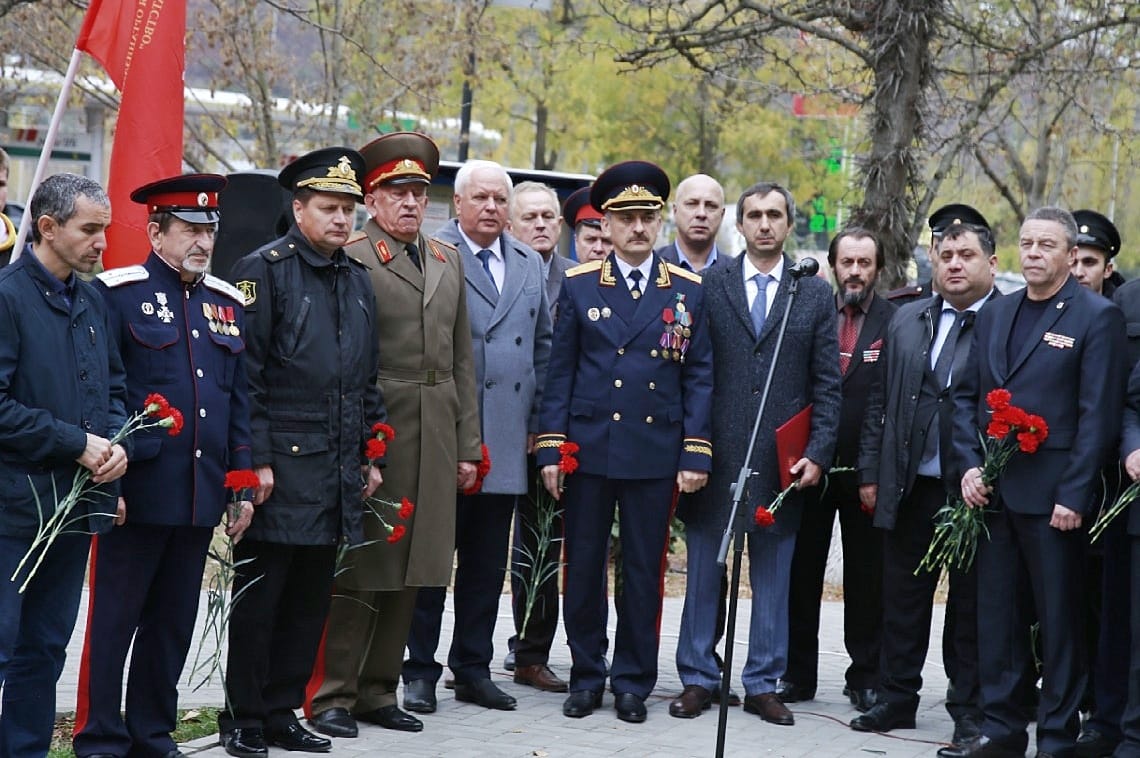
[
  {"x1": 562, "y1": 473, "x2": 674, "y2": 699},
  {"x1": 72, "y1": 524, "x2": 212, "y2": 758}
]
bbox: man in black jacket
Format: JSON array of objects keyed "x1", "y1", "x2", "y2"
[
  {"x1": 849, "y1": 221, "x2": 998, "y2": 752},
  {"x1": 219, "y1": 148, "x2": 386, "y2": 757}
]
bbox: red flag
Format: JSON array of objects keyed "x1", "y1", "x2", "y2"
[{"x1": 77, "y1": 0, "x2": 186, "y2": 267}]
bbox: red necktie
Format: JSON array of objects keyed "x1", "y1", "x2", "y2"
[{"x1": 838, "y1": 304, "x2": 858, "y2": 374}]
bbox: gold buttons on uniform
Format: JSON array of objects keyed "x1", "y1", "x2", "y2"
[
  {"x1": 617, "y1": 348, "x2": 625, "y2": 355},
  {"x1": 612, "y1": 412, "x2": 621, "y2": 421},
  {"x1": 614, "y1": 379, "x2": 622, "y2": 388},
  {"x1": 648, "y1": 382, "x2": 656, "y2": 390},
  {"x1": 646, "y1": 416, "x2": 654, "y2": 424}
]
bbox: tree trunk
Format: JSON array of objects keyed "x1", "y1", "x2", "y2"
[{"x1": 850, "y1": 0, "x2": 939, "y2": 288}]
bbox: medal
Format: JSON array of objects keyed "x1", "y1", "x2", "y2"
[
  {"x1": 588, "y1": 307, "x2": 601, "y2": 322},
  {"x1": 601, "y1": 306, "x2": 612, "y2": 319},
  {"x1": 141, "y1": 302, "x2": 154, "y2": 315}
]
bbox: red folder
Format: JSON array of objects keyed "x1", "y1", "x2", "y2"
[{"x1": 775, "y1": 404, "x2": 812, "y2": 489}]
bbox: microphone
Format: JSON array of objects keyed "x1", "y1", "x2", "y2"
[{"x1": 788, "y1": 257, "x2": 820, "y2": 278}]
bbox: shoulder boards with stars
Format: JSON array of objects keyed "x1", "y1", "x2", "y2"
[
  {"x1": 427, "y1": 238, "x2": 453, "y2": 262},
  {"x1": 683, "y1": 437, "x2": 713, "y2": 457},
  {"x1": 202, "y1": 274, "x2": 247, "y2": 304},
  {"x1": 665, "y1": 262, "x2": 702, "y2": 285},
  {"x1": 259, "y1": 245, "x2": 297, "y2": 262},
  {"x1": 96, "y1": 265, "x2": 149, "y2": 288},
  {"x1": 535, "y1": 432, "x2": 567, "y2": 450},
  {"x1": 565, "y1": 260, "x2": 602, "y2": 278}
]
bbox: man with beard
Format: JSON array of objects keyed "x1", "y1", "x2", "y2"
[
  {"x1": 306, "y1": 132, "x2": 481, "y2": 738},
  {"x1": 949, "y1": 207, "x2": 1126, "y2": 757},
  {"x1": 220, "y1": 148, "x2": 386, "y2": 757},
  {"x1": 849, "y1": 221, "x2": 997, "y2": 751},
  {"x1": 657, "y1": 174, "x2": 726, "y2": 274},
  {"x1": 781, "y1": 227, "x2": 894, "y2": 713},
  {"x1": 74, "y1": 175, "x2": 254, "y2": 758}
]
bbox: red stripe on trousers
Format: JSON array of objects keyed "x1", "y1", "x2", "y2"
[
  {"x1": 302, "y1": 616, "x2": 331, "y2": 719},
  {"x1": 73, "y1": 535, "x2": 101, "y2": 735}
]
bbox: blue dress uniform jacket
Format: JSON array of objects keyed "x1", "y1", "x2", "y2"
[
  {"x1": 536, "y1": 254, "x2": 713, "y2": 475},
  {"x1": 94, "y1": 254, "x2": 252, "y2": 525},
  {"x1": 0, "y1": 251, "x2": 129, "y2": 537},
  {"x1": 229, "y1": 227, "x2": 385, "y2": 546}
]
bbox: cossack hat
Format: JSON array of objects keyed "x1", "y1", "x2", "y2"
[
  {"x1": 130, "y1": 173, "x2": 227, "y2": 224},
  {"x1": 1073, "y1": 209, "x2": 1121, "y2": 259},
  {"x1": 277, "y1": 147, "x2": 365, "y2": 199},
  {"x1": 563, "y1": 186, "x2": 603, "y2": 229},
  {"x1": 590, "y1": 161, "x2": 670, "y2": 213},
  {"x1": 359, "y1": 132, "x2": 440, "y2": 191}
]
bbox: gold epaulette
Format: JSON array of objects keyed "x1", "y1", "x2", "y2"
[
  {"x1": 535, "y1": 432, "x2": 567, "y2": 450},
  {"x1": 565, "y1": 260, "x2": 603, "y2": 278},
  {"x1": 683, "y1": 437, "x2": 712, "y2": 457},
  {"x1": 666, "y1": 262, "x2": 702, "y2": 284},
  {"x1": 429, "y1": 237, "x2": 457, "y2": 252}
]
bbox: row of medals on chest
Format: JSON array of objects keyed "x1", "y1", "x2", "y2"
[{"x1": 139, "y1": 292, "x2": 240, "y2": 336}]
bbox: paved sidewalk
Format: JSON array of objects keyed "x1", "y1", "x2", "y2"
[{"x1": 59, "y1": 591, "x2": 959, "y2": 757}]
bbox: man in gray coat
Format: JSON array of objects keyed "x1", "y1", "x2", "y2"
[{"x1": 403, "y1": 160, "x2": 553, "y2": 712}]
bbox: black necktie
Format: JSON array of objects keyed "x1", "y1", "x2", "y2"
[
  {"x1": 933, "y1": 310, "x2": 973, "y2": 388},
  {"x1": 629, "y1": 269, "x2": 643, "y2": 300},
  {"x1": 406, "y1": 242, "x2": 421, "y2": 272}
]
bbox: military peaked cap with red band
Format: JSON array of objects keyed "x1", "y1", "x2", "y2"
[
  {"x1": 130, "y1": 173, "x2": 227, "y2": 224},
  {"x1": 359, "y1": 132, "x2": 440, "y2": 191},
  {"x1": 563, "y1": 186, "x2": 603, "y2": 229}
]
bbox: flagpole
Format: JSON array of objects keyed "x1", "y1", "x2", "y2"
[{"x1": 10, "y1": 47, "x2": 85, "y2": 262}]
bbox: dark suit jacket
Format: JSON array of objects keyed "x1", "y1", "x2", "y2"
[
  {"x1": 952, "y1": 276, "x2": 1126, "y2": 517},
  {"x1": 1121, "y1": 362, "x2": 1140, "y2": 534},
  {"x1": 835, "y1": 292, "x2": 895, "y2": 481},
  {"x1": 860, "y1": 290, "x2": 999, "y2": 529},
  {"x1": 679, "y1": 254, "x2": 841, "y2": 535},
  {"x1": 544, "y1": 252, "x2": 575, "y2": 322},
  {"x1": 654, "y1": 242, "x2": 726, "y2": 274}
]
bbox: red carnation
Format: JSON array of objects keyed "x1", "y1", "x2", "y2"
[
  {"x1": 476, "y1": 444, "x2": 492, "y2": 478},
  {"x1": 1017, "y1": 431, "x2": 1042, "y2": 454},
  {"x1": 1024, "y1": 414, "x2": 1048, "y2": 440},
  {"x1": 558, "y1": 441, "x2": 580, "y2": 456},
  {"x1": 558, "y1": 454, "x2": 579, "y2": 474},
  {"x1": 387, "y1": 524, "x2": 407, "y2": 543},
  {"x1": 986, "y1": 388, "x2": 1012, "y2": 412},
  {"x1": 165, "y1": 408, "x2": 184, "y2": 436},
  {"x1": 372, "y1": 422, "x2": 396, "y2": 441},
  {"x1": 399, "y1": 497, "x2": 415, "y2": 519},
  {"x1": 365, "y1": 438, "x2": 387, "y2": 461},
  {"x1": 754, "y1": 506, "x2": 775, "y2": 528},
  {"x1": 144, "y1": 393, "x2": 171, "y2": 415},
  {"x1": 986, "y1": 418, "x2": 1012, "y2": 440},
  {"x1": 224, "y1": 469, "x2": 260, "y2": 492}
]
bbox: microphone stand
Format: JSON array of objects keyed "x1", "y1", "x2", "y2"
[{"x1": 713, "y1": 267, "x2": 810, "y2": 758}]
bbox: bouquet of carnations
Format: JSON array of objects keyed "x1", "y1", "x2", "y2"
[{"x1": 917, "y1": 388, "x2": 1047, "y2": 573}]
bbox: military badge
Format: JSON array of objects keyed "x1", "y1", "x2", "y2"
[
  {"x1": 236, "y1": 280, "x2": 256, "y2": 306},
  {"x1": 141, "y1": 302, "x2": 155, "y2": 316},
  {"x1": 376, "y1": 239, "x2": 393, "y2": 264},
  {"x1": 601, "y1": 306, "x2": 612, "y2": 319},
  {"x1": 588, "y1": 307, "x2": 601, "y2": 322}
]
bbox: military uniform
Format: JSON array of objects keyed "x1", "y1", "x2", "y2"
[
  {"x1": 73, "y1": 175, "x2": 254, "y2": 758},
  {"x1": 218, "y1": 148, "x2": 386, "y2": 753},
  {"x1": 537, "y1": 162, "x2": 713, "y2": 715}
]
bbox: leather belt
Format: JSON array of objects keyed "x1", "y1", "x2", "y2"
[{"x1": 378, "y1": 367, "x2": 453, "y2": 386}]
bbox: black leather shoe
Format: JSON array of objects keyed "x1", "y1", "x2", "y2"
[
  {"x1": 504, "y1": 650, "x2": 516, "y2": 671},
  {"x1": 220, "y1": 728, "x2": 268, "y2": 758},
  {"x1": 563, "y1": 690, "x2": 603, "y2": 718},
  {"x1": 454, "y1": 678, "x2": 517, "y2": 710},
  {"x1": 355, "y1": 705, "x2": 423, "y2": 733},
  {"x1": 775, "y1": 679, "x2": 815, "y2": 703},
  {"x1": 614, "y1": 692, "x2": 647, "y2": 723},
  {"x1": 308, "y1": 707, "x2": 357, "y2": 738},
  {"x1": 936, "y1": 735, "x2": 1026, "y2": 758},
  {"x1": 1075, "y1": 728, "x2": 1121, "y2": 758},
  {"x1": 266, "y1": 723, "x2": 332, "y2": 753},
  {"x1": 952, "y1": 714, "x2": 982, "y2": 745},
  {"x1": 850, "y1": 701, "x2": 916, "y2": 733},
  {"x1": 403, "y1": 679, "x2": 437, "y2": 713},
  {"x1": 844, "y1": 685, "x2": 878, "y2": 712}
]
